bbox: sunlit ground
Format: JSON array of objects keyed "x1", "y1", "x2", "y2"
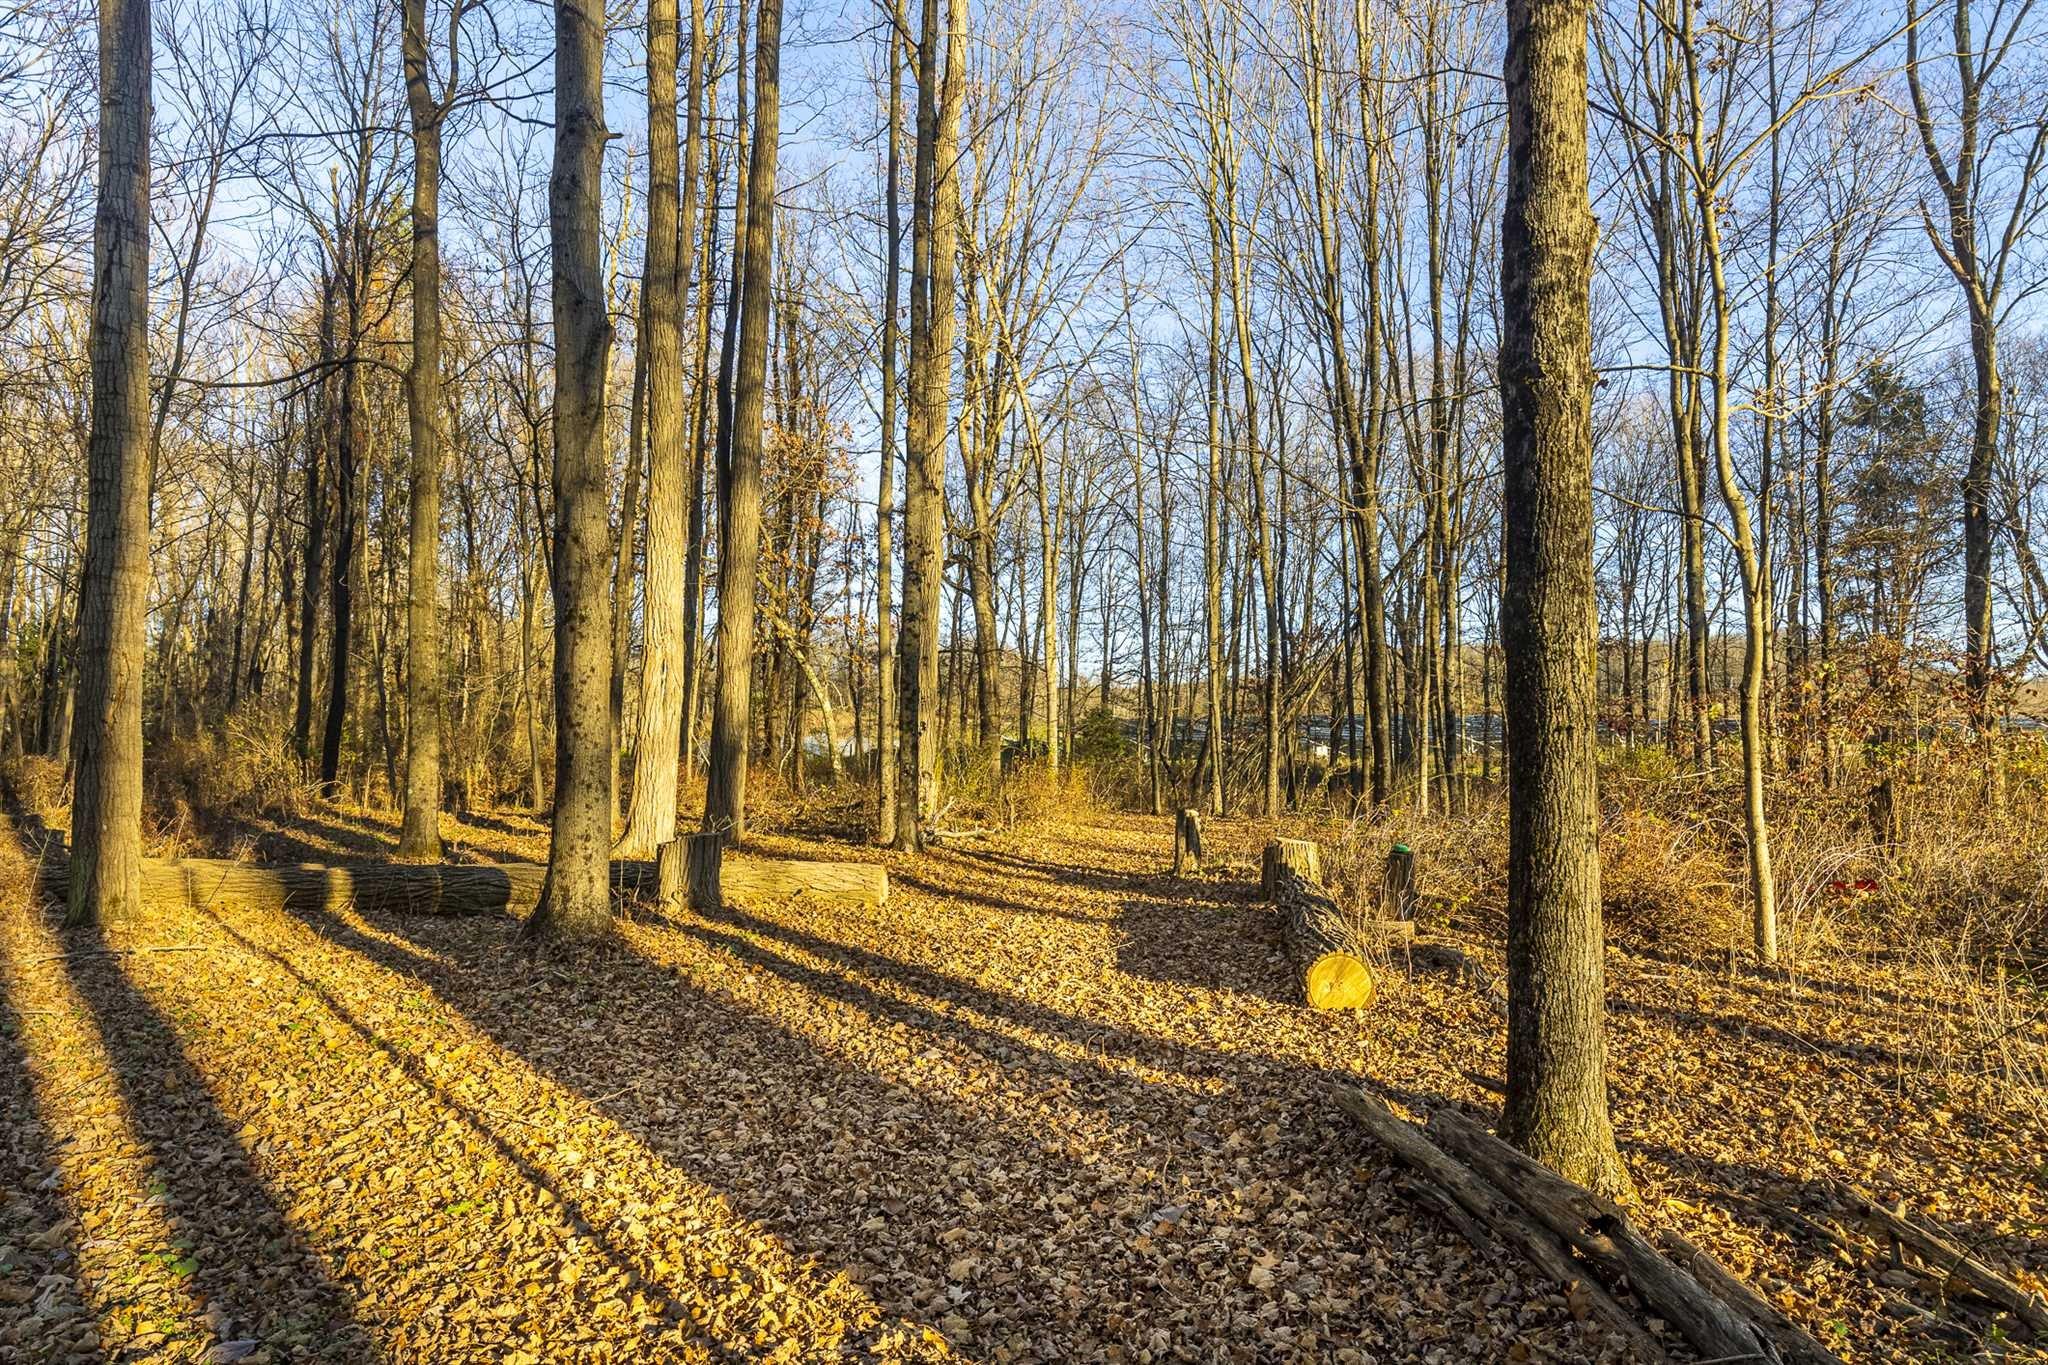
[{"x1": 3, "y1": 813, "x2": 2042, "y2": 1362}]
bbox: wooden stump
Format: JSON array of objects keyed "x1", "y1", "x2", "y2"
[
  {"x1": 1380, "y1": 842, "x2": 1417, "y2": 920},
  {"x1": 683, "y1": 832, "x2": 724, "y2": 910},
  {"x1": 1260, "y1": 837, "x2": 1322, "y2": 902},
  {"x1": 1269, "y1": 863, "x2": 1374, "y2": 1011},
  {"x1": 1172, "y1": 808, "x2": 1204, "y2": 876}
]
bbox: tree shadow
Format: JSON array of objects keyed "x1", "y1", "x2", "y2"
[
  {"x1": 1110, "y1": 889, "x2": 1300, "y2": 1006},
  {"x1": 189, "y1": 908, "x2": 768, "y2": 1363},
  {"x1": 0, "y1": 944, "x2": 100, "y2": 1356},
  {"x1": 259, "y1": 893, "x2": 1578, "y2": 1358},
  {"x1": 51, "y1": 919, "x2": 374, "y2": 1359},
  {"x1": 1612, "y1": 995, "x2": 1909, "y2": 1073},
  {"x1": 887, "y1": 867, "x2": 1106, "y2": 925}
]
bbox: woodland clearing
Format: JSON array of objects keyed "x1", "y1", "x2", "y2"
[{"x1": 2, "y1": 798, "x2": 2042, "y2": 1363}]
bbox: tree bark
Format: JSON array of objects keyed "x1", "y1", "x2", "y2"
[
  {"x1": 397, "y1": 0, "x2": 449, "y2": 859},
  {"x1": 894, "y1": 0, "x2": 962, "y2": 849},
  {"x1": 1497, "y1": 0, "x2": 1632, "y2": 1202},
  {"x1": 874, "y1": 4, "x2": 904, "y2": 845},
  {"x1": 705, "y1": 0, "x2": 786, "y2": 844},
  {"x1": 526, "y1": 0, "x2": 616, "y2": 942},
  {"x1": 67, "y1": 0, "x2": 153, "y2": 927},
  {"x1": 618, "y1": 0, "x2": 696, "y2": 857}
]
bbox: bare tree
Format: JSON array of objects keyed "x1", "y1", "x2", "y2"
[
  {"x1": 526, "y1": 0, "x2": 614, "y2": 941},
  {"x1": 67, "y1": 0, "x2": 153, "y2": 927},
  {"x1": 397, "y1": 0, "x2": 482, "y2": 859},
  {"x1": 1498, "y1": 0, "x2": 1632, "y2": 1202},
  {"x1": 705, "y1": 0, "x2": 788, "y2": 843},
  {"x1": 1904, "y1": 0, "x2": 2048, "y2": 803}
]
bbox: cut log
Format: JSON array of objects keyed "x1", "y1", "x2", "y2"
[
  {"x1": 1837, "y1": 1185, "x2": 2048, "y2": 1336},
  {"x1": 1260, "y1": 837, "x2": 1322, "y2": 901},
  {"x1": 31, "y1": 844, "x2": 885, "y2": 921},
  {"x1": 1380, "y1": 842, "x2": 1417, "y2": 920},
  {"x1": 1428, "y1": 1108, "x2": 1771, "y2": 1361},
  {"x1": 654, "y1": 837, "x2": 888, "y2": 913},
  {"x1": 127, "y1": 858, "x2": 578, "y2": 917},
  {"x1": 1172, "y1": 808, "x2": 1203, "y2": 877},
  {"x1": 1270, "y1": 866, "x2": 1373, "y2": 1010},
  {"x1": 1655, "y1": 1228, "x2": 1848, "y2": 1365},
  {"x1": 1333, "y1": 1088, "x2": 1666, "y2": 1362}
]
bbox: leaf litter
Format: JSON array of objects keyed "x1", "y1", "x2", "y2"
[{"x1": 0, "y1": 811, "x2": 2041, "y2": 1361}]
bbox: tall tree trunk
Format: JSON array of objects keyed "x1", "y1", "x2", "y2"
[
  {"x1": 398, "y1": 0, "x2": 448, "y2": 858},
  {"x1": 318, "y1": 277, "x2": 361, "y2": 797},
  {"x1": 704, "y1": 0, "x2": 785, "y2": 843},
  {"x1": 294, "y1": 309, "x2": 333, "y2": 766},
  {"x1": 611, "y1": 318, "x2": 646, "y2": 814},
  {"x1": 527, "y1": 0, "x2": 615, "y2": 941},
  {"x1": 618, "y1": 0, "x2": 697, "y2": 856},
  {"x1": 679, "y1": 69, "x2": 722, "y2": 775},
  {"x1": 1497, "y1": 0, "x2": 1632, "y2": 1203},
  {"x1": 875, "y1": 6, "x2": 904, "y2": 843},
  {"x1": 67, "y1": 0, "x2": 152, "y2": 927},
  {"x1": 894, "y1": 0, "x2": 962, "y2": 849}
]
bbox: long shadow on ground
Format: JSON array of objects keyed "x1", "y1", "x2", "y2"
[
  {"x1": 54, "y1": 921, "x2": 374, "y2": 1359},
  {"x1": 262, "y1": 891, "x2": 1540, "y2": 1358}
]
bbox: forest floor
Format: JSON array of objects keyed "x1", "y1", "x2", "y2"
[{"x1": 1, "y1": 800, "x2": 2043, "y2": 1363}]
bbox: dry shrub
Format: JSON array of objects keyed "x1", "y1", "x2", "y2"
[
  {"x1": 1598, "y1": 806, "x2": 1741, "y2": 950},
  {"x1": 0, "y1": 753, "x2": 68, "y2": 828},
  {"x1": 938, "y1": 749, "x2": 1101, "y2": 833},
  {"x1": 148, "y1": 723, "x2": 315, "y2": 830},
  {"x1": 1899, "y1": 937, "x2": 2048, "y2": 1109},
  {"x1": 1316, "y1": 783, "x2": 1742, "y2": 952}
]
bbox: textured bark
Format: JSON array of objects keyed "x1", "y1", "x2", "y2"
[
  {"x1": 68, "y1": 0, "x2": 153, "y2": 927},
  {"x1": 398, "y1": 0, "x2": 449, "y2": 859},
  {"x1": 293, "y1": 291, "x2": 334, "y2": 766},
  {"x1": 527, "y1": 0, "x2": 616, "y2": 942},
  {"x1": 894, "y1": 0, "x2": 962, "y2": 849},
  {"x1": 1271, "y1": 866, "x2": 1374, "y2": 1012},
  {"x1": 617, "y1": 0, "x2": 694, "y2": 857},
  {"x1": 874, "y1": 5, "x2": 904, "y2": 845},
  {"x1": 704, "y1": 0, "x2": 785, "y2": 843},
  {"x1": 1497, "y1": 0, "x2": 1632, "y2": 1203}
]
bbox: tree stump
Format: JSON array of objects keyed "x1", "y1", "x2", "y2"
[
  {"x1": 1380, "y1": 842, "x2": 1417, "y2": 920},
  {"x1": 682, "y1": 832, "x2": 724, "y2": 910},
  {"x1": 1172, "y1": 808, "x2": 1204, "y2": 876},
  {"x1": 1261, "y1": 837, "x2": 1322, "y2": 902},
  {"x1": 1267, "y1": 860, "x2": 1374, "y2": 1011}
]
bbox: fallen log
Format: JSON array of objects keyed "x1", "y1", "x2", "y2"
[
  {"x1": 1260, "y1": 838, "x2": 1322, "y2": 901},
  {"x1": 1270, "y1": 864, "x2": 1374, "y2": 1011},
  {"x1": 1334, "y1": 1087, "x2": 1666, "y2": 1361},
  {"x1": 29, "y1": 841, "x2": 884, "y2": 920},
  {"x1": 1837, "y1": 1185, "x2": 2048, "y2": 1336},
  {"x1": 1655, "y1": 1228, "x2": 1847, "y2": 1365},
  {"x1": 129, "y1": 858, "x2": 583, "y2": 917},
  {"x1": 1427, "y1": 1108, "x2": 1772, "y2": 1361},
  {"x1": 655, "y1": 836, "x2": 887, "y2": 912}
]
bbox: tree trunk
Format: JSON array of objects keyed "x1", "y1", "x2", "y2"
[
  {"x1": 894, "y1": 0, "x2": 962, "y2": 849},
  {"x1": 874, "y1": 3, "x2": 904, "y2": 845},
  {"x1": 526, "y1": 0, "x2": 615, "y2": 942},
  {"x1": 618, "y1": 0, "x2": 695, "y2": 857},
  {"x1": 398, "y1": 0, "x2": 447, "y2": 859},
  {"x1": 1497, "y1": 0, "x2": 1632, "y2": 1202},
  {"x1": 705, "y1": 0, "x2": 786, "y2": 844},
  {"x1": 67, "y1": 0, "x2": 153, "y2": 927}
]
